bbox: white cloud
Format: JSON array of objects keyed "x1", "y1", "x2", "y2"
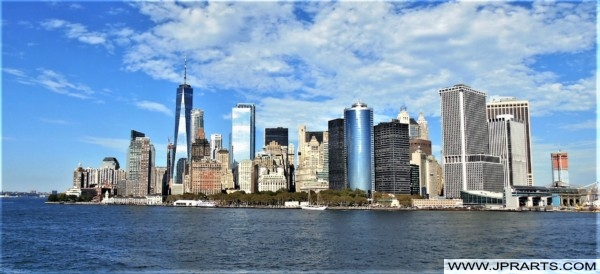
[
  {"x1": 134, "y1": 100, "x2": 173, "y2": 116},
  {"x1": 81, "y1": 136, "x2": 130, "y2": 152},
  {"x1": 39, "y1": 118, "x2": 71, "y2": 125},
  {"x1": 41, "y1": 19, "x2": 110, "y2": 48},
  {"x1": 560, "y1": 119, "x2": 597, "y2": 131}
]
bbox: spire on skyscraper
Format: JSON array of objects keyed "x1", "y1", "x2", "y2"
[{"x1": 183, "y1": 55, "x2": 187, "y2": 85}]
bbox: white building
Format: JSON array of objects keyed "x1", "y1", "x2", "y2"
[{"x1": 488, "y1": 115, "x2": 528, "y2": 187}]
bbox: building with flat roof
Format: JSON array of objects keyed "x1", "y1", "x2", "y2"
[{"x1": 344, "y1": 102, "x2": 374, "y2": 193}]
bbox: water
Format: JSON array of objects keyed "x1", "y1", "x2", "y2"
[{"x1": 2, "y1": 198, "x2": 598, "y2": 273}]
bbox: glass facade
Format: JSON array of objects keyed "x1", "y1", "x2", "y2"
[
  {"x1": 265, "y1": 127, "x2": 288, "y2": 147},
  {"x1": 328, "y1": 118, "x2": 346, "y2": 190},
  {"x1": 344, "y1": 102, "x2": 373, "y2": 192},
  {"x1": 231, "y1": 103, "x2": 255, "y2": 164},
  {"x1": 172, "y1": 83, "x2": 193, "y2": 185}
]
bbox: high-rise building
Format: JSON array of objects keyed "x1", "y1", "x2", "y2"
[
  {"x1": 344, "y1": 102, "x2": 374, "y2": 193},
  {"x1": 172, "y1": 59, "x2": 193, "y2": 193},
  {"x1": 328, "y1": 118, "x2": 346, "y2": 190},
  {"x1": 439, "y1": 84, "x2": 504, "y2": 198},
  {"x1": 231, "y1": 103, "x2": 256, "y2": 165},
  {"x1": 265, "y1": 127, "x2": 288, "y2": 147},
  {"x1": 191, "y1": 109, "x2": 204, "y2": 140},
  {"x1": 551, "y1": 151, "x2": 569, "y2": 186},
  {"x1": 374, "y1": 120, "x2": 410, "y2": 194},
  {"x1": 210, "y1": 134, "x2": 223, "y2": 160},
  {"x1": 488, "y1": 114, "x2": 528, "y2": 187},
  {"x1": 417, "y1": 112, "x2": 429, "y2": 140},
  {"x1": 296, "y1": 126, "x2": 328, "y2": 192},
  {"x1": 487, "y1": 97, "x2": 534, "y2": 186},
  {"x1": 126, "y1": 130, "x2": 155, "y2": 197}
]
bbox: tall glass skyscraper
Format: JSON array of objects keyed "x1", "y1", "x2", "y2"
[
  {"x1": 172, "y1": 60, "x2": 193, "y2": 188},
  {"x1": 231, "y1": 103, "x2": 255, "y2": 165},
  {"x1": 328, "y1": 118, "x2": 346, "y2": 190},
  {"x1": 264, "y1": 127, "x2": 288, "y2": 147},
  {"x1": 344, "y1": 102, "x2": 374, "y2": 193}
]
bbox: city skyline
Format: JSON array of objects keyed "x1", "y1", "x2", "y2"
[{"x1": 2, "y1": 1, "x2": 596, "y2": 192}]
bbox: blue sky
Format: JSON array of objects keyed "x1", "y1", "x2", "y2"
[{"x1": 2, "y1": 1, "x2": 597, "y2": 192}]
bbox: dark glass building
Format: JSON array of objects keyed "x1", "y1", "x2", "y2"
[
  {"x1": 264, "y1": 127, "x2": 288, "y2": 147},
  {"x1": 374, "y1": 120, "x2": 411, "y2": 194},
  {"x1": 172, "y1": 60, "x2": 193, "y2": 187},
  {"x1": 344, "y1": 102, "x2": 374, "y2": 193},
  {"x1": 328, "y1": 118, "x2": 346, "y2": 190}
]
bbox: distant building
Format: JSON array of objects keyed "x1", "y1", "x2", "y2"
[
  {"x1": 126, "y1": 130, "x2": 155, "y2": 197},
  {"x1": 217, "y1": 149, "x2": 235, "y2": 190},
  {"x1": 296, "y1": 126, "x2": 328, "y2": 192},
  {"x1": 487, "y1": 97, "x2": 534, "y2": 186},
  {"x1": 328, "y1": 118, "x2": 346, "y2": 190},
  {"x1": 190, "y1": 127, "x2": 220, "y2": 194},
  {"x1": 210, "y1": 134, "x2": 223, "y2": 160},
  {"x1": 344, "y1": 102, "x2": 374, "y2": 193},
  {"x1": 439, "y1": 84, "x2": 504, "y2": 198},
  {"x1": 265, "y1": 127, "x2": 288, "y2": 147},
  {"x1": 231, "y1": 103, "x2": 256, "y2": 165},
  {"x1": 191, "y1": 109, "x2": 204, "y2": 140},
  {"x1": 488, "y1": 115, "x2": 528, "y2": 187},
  {"x1": 551, "y1": 151, "x2": 569, "y2": 186},
  {"x1": 172, "y1": 59, "x2": 193, "y2": 194},
  {"x1": 374, "y1": 120, "x2": 410, "y2": 194},
  {"x1": 151, "y1": 167, "x2": 167, "y2": 196},
  {"x1": 238, "y1": 159, "x2": 256, "y2": 193}
]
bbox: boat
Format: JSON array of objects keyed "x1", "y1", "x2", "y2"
[
  {"x1": 196, "y1": 200, "x2": 217, "y2": 208},
  {"x1": 173, "y1": 200, "x2": 217, "y2": 207},
  {"x1": 301, "y1": 190, "x2": 327, "y2": 210}
]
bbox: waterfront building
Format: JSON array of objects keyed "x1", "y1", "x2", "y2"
[
  {"x1": 97, "y1": 157, "x2": 126, "y2": 195},
  {"x1": 296, "y1": 126, "x2": 329, "y2": 192},
  {"x1": 217, "y1": 149, "x2": 235, "y2": 190},
  {"x1": 412, "y1": 198, "x2": 463, "y2": 208},
  {"x1": 439, "y1": 84, "x2": 504, "y2": 198},
  {"x1": 265, "y1": 127, "x2": 288, "y2": 147},
  {"x1": 210, "y1": 134, "x2": 223, "y2": 160},
  {"x1": 551, "y1": 151, "x2": 569, "y2": 186},
  {"x1": 257, "y1": 165, "x2": 287, "y2": 192},
  {"x1": 191, "y1": 109, "x2": 204, "y2": 140},
  {"x1": 487, "y1": 97, "x2": 534, "y2": 185},
  {"x1": 374, "y1": 120, "x2": 410, "y2": 194},
  {"x1": 73, "y1": 164, "x2": 90, "y2": 189},
  {"x1": 151, "y1": 167, "x2": 167, "y2": 196},
  {"x1": 488, "y1": 115, "x2": 528, "y2": 187},
  {"x1": 328, "y1": 118, "x2": 346, "y2": 190},
  {"x1": 344, "y1": 102, "x2": 374, "y2": 193},
  {"x1": 172, "y1": 59, "x2": 193, "y2": 194},
  {"x1": 126, "y1": 130, "x2": 155, "y2": 197},
  {"x1": 190, "y1": 159, "x2": 222, "y2": 195},
  {"x1": 238, "y1": 159, "x2": 256, "y2": 193},
  {"x1": 231, "y1": 103, "x2": 256, "y2": 165}
]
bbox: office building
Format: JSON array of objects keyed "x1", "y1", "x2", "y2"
[
  {"x1": 439, "y1": 84, "x2": 504, "y2": 198},
  {"x1": 210, "y1": 134, "x2": 223, "y2": 160},
  {"x1": 191, "y1": 109, "x2": 204, "y2": 140},
  {"x1": 344, "y1": 102, "x2": 374, "y2": 193},
  {"x1": 551, "y1": 151, "x2": 569, "y2": 186},
  {"x1": 231, "y1": 103, "x2": 256, "y2": 164},
  {"x1": 216, "y1": 149, "x2": 235, "y2": 190},
  {"x1": 238, "y1": 159, "x2": 256, "y2": 193},
  {"x1": 172, "y1": 59, "x2": 193, "y2": 194},
  {"x1": 296, "y1": 126, "x2": 329, "y2": 192},
  {"x1": 417, "y1": 112, "x2": 429, "y2": 140},
  {"x1": 126, "y1": 130, "x2": 155, "y2": 197},
  {"x1": 374, "y1": 120, "x2": 410, "y2": 194},
  {"x1": 488, "y1": 115, "x2": 528, "y2": 187},
  {"x1": 265, "y1": 127, "x2": 288, "y2": 147},
  {"x1": 328, "y1": 118, "x2": 346, "y2": 190},
  {"x1": 487, "y1": 97, "x2": 534, "y2": 185}
]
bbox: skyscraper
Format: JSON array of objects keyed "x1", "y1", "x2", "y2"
[
  {"x1": 551, "y1": 151, "x2": 569, "y2": 186},
  {"x1": 296, "y1": 126, "x2": 328, "y2": 192},
  {"x1": 265, "y1": 127, "x2": 288, "y2": 147},
  {"x1": 172, "y1": 59, "x2": 193, "y2": 193},
  {"x1": 487, "y1": 97, "x2": 534, "y2": 186},
  {"x1": 191, "y1": 109, "x2": 204, "y2": 140},
  {"x1": 439, "y1": 84, "x2": 504, "y2": 198},
  {"x1": 488, "y1": 114, "x2": 528, "y2": 187},
  {"x1": 126, "y1": 130, "x2": 155, "y2": 197},
  {"x1": 231, "y1": 103, "x2": 256, "y2": 165},
  {"x1": 210, "y1": 134, "x2": 223, "y2": 160},
  {"x1": 344, "y1": 102, "x2": 374, "y2": 193},
  {"x1": 374, "y1": 120, "x2": 410, "y2": 194},
  {"x1": 328, "y1": 118, "x2": 346, "y2": 190}
]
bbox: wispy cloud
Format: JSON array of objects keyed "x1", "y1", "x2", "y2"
[
  {"x1": 39, "y1": 118, "x2": 71, "y2": 125},
  {"x1": 4, "y1": 67, "x2": 96, "y2": 100},
  {"x1": 560, "y1": 119, "x2": 596, "y2": 131},
  {"x1": 41, "y1": 19, "x2": 110, "y2": 47},
  {"x1": 81, "y1": 136, "x2": 130, "y2": 151},
  {"x1": 134, "y1": 100, "x2": 173, "y2": 116}
]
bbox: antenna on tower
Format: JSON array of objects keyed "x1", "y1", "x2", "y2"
[{"x1": 183, "y1": 56, "x2": 188, "y2": 85}]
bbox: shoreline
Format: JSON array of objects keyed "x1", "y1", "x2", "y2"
[{"x1": 43, "y1": 201, "x2": 598, "y2": 212}]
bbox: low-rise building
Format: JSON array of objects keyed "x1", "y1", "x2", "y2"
[{"x1": 412, "y1": 198, "x2": 463, "y2": 208}]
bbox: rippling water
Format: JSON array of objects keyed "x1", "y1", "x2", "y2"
[{"x1": 2, "y1": 198, "x2": 598, "y2": 273}]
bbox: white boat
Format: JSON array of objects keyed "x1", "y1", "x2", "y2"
[
  {"x1": 196, "y1": 200, "x2": 217, "y2": 208},
  {"x1": 301, "y1": 204, "x2": 328, "y2": 210},
  {"x1": 173, "y1": 200, "x2": 217, "y2": 207},
  {"x1": 301, "y1": 190, "x2": 327, "y2": 210}
]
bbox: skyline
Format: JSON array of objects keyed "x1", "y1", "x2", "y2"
[{"x1": 2, "y1": 1, "x2": 597, "y2": 192}]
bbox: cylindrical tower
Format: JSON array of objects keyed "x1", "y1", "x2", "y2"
[{"x1": 344, "y1": 102, "x2": 374, "y2": 193}]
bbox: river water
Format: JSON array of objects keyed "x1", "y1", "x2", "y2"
[{"x1": 2, "y1": 198, "x2": 598, "y2": 273}]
